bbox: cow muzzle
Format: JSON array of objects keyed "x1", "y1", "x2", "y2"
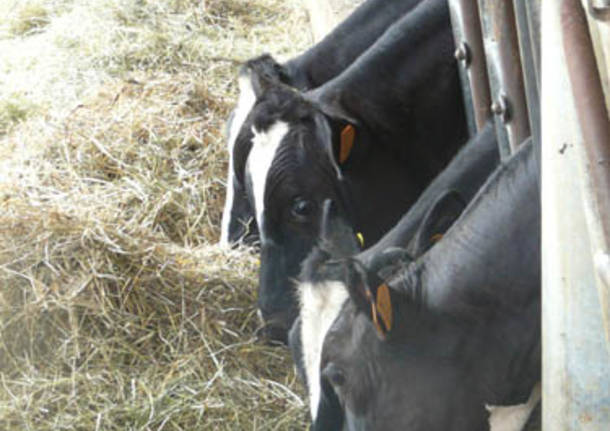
[{"x1": 256, "y1": 308, "x2": 297, "y2": 345}]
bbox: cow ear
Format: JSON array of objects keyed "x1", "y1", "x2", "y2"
[
  {"x1": 410, "y1": 189, "x2": 466, "y2": 256},
  {"x1": 369, "y1": 247, "x2": 413, "y2": 277},
  {"x1": 306, "y1": 89, "x2": 359, "y2": 173},
  {"x1": 344, "y1": 256, "x2": 399, "y2": 340},
  {"x1": 307, "y1": 87, "x2": 358, "y2": 125},
  {"x1": 344, "y1": 258, "x2": 373, "y2": 314},
  {"x1": 319, "y1": 200, "x2": 360, "y2": 258},
  {"x1": 242, "y1": 54, "x2": 289, "y2": 98},
  {"x1": 344, "y1": 259, "x2": 384, "y2": 333}
]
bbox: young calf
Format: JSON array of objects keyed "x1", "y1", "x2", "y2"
[
  {"x1": 299, "y1": 139, "x2": 540, "y2": 430},
  {"x1": 220, "y1": 0, "x2": 424, "y2": 246},
  {"x1": 231, "y1": 0, "x2": 468, "y2": 342}
]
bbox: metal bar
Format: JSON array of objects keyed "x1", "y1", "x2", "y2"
[
  {"x1": 542, "y1": 1, "x2": 610, "y2": 429},
  {"x1": 448, "y1": 0, "x2": 491, "y2": 136},
  {"x1": 525, "y1": 1, "x2": 541, "y2": 83},
  {"x1": 478, "y1": 0, "x2": 531, "y2": 158},
  {"x1": 513, "y1": 0, "x2": 541, "y2": 161},
  {"x1": 562, "y1": 0, "x2": 610, "y2": 343}
]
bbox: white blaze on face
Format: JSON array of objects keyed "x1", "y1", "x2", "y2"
[
  {"x1": 299, "y1": 281, "x2": 349, "y2": 420},
  {"x1": 219, "y1": 74, "x2": 257, "y2": 247},
  {"x1": 247, "y1": 121, "x2": 289, "y2": 239},
  {"x1": 486, "y1": 382, "x2": 541, "y2": 431}
]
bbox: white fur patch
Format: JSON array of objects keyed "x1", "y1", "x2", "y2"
[
  {"x1": 247, "y1": 121, "x2": 289, "y2": 239},
  {"x1": 299, "y1": 281, "x2": 349, "y2": 420},
  {"x1": 486, "y1": 382, "x2": 541, "y2": 431},
  {"x1": 220, "y1": 75, "x2": 257, "y2": 246}
]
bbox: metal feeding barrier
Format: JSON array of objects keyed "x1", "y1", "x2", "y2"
[{"x1": 450, "y1": 0, "x2": 610, "y2": 429}]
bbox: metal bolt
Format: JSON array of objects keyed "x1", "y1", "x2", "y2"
[
  {"x1": 454, "y1": 42, "x2": 471, "y2": 66},
  {"x1": 491, "y1": 94, "x2": 511, "y2": 123}
]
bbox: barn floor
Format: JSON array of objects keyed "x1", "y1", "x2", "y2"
[{"x1": 0, "y1": 0, "x2": 312, "y2": 429}]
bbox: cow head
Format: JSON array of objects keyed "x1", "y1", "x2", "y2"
[
  {"x1": 291, "y1": 190, "x2": 466, "y2": 423},
  {"x1": 220, "y1": 54, "x2": 292, "y2": 246},
  {"x1": 316, "y1": 263, "x2": 540, "y2": 431},
  {"x1": 228, "y1": 72, "x2": 363, "y2": 342}
]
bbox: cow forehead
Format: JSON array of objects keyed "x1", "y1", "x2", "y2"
[
  {"x1": 247, "y1": 120, "x2": 290, "y2": 238},
  {"x1": 298, "y1": 280, "x2": 348, "y2": 420}
]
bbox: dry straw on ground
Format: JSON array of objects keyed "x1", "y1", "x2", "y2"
[{"x1": 0, "y1": 0, "x2": 312, "y2": 429}]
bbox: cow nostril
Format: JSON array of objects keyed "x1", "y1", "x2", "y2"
[{"x1": 323, "y1": 362, "x2": 345, "y2": 387}]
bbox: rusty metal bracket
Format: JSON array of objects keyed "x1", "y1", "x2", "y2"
[
  {"x1": 449, "y1": 0, "x2": 491, "y2": 137},
  {"x1": 478, "y1": 0, "x2": 531, "y2": 159}
]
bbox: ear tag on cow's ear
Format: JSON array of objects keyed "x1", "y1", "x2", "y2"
[
  {"x1": 371, "y1": 300, "x2": 385, "y2": 340},
  {"x1": 339, "y1": 125, "x2": 355, "y2": 164},
  {"x1": 356, "y1": 232, "x2": 365, "y2": 248},
  {"x1": 364, "y1": 285, "x2": 383, "y2": 339},
  {"x1": 376, "y1": 283, "x2": 393, "y2": 334}
]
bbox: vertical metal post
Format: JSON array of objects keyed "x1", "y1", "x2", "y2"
[
  {"x1": 542, "y1": 0, "x2": 610, "y2": 429},
  {"x1": 478, "y1": 0, "x2": 531, "y2": 158},
  {"x1": 513, "y1": 0, "x2": 541, "y2": 150},
  {"x1": 448, "y1": 0, "x2": 491, "y2": 137},
  {"x1": 562, "y1": 0, "x2": 610, "y2": 347}
]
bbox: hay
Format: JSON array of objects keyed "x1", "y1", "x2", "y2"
[{"x1": 0, "y1": 0, "x2": 311, "y2": 429}]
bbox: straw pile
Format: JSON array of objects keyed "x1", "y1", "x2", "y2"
[{"x1": 0, "y1": 0, "x2": 311, "y2": 429}]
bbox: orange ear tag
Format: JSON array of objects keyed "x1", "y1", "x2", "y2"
[
  {"x1": 376, "y1": 283, "x2": 393, "y2": 334},
  {"x1": 339, "y1": 125, "x2": 355, "y2": 163},
  {"x1": 431, "y1": 233, "x2": 444, "y2": 243}
]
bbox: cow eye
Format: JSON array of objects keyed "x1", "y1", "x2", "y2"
[
  {"x1": 291, "y1": 198, "x2": 315, "y2": 219},
  {"x1": 323, "y1": 362, "x2": 345, "y2": 387}
]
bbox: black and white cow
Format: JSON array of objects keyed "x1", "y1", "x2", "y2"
[
  {"x1": 230, "y1": 0, "x2": 468, "y2": 342},
  {"x1": 296, "y1": 138, "x2": 540, "y2": 430},
  {"x1": 291, "y1": 119, "x2": 500, "y2": 423},
  {"x1": 220, "y1": 0, "x2": 424, "y2": 246}
]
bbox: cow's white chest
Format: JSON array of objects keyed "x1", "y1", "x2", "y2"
[
  {"x1": 247, "y1": 121, "x2": 289, "y2": 238},
  {"x1": 299, "y1": 281, "x2": 348, "y2": 420},
  {"x1": 486, "y1": 382, "x2": 541, "y2": 431},
  {"x1": 220, "y1": 75, "x2": 257, "y2": 246}
]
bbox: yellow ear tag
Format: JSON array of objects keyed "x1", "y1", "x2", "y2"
[
  {"x1": 376, "y1": 283, "x2": 393, "y2": 334},
  {"x1": 356, "y1": 232, "x2": 365, "y2": 248},
  {"x1": 340, "y1": 125, "x2": 355, "y2": 163}
]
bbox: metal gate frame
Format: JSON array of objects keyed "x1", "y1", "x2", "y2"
[{"x1": 451, "y1": 0, "x2": 610, "y2": 429}]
